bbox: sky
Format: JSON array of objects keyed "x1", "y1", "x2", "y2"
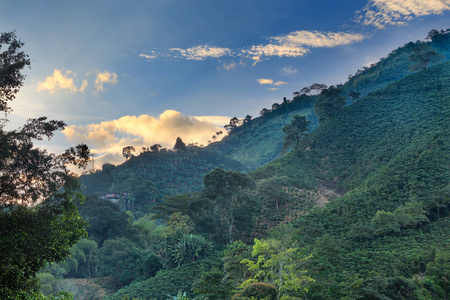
[{"x1": 1, "y1": 0, "x2": 449, "y2": 168}]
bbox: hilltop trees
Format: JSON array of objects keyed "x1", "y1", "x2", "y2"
[
  {"x1": 313, "y1": 86, "x2": 346, "y2": 123},
  {"x1": 408, "y1": 43, "x2": 445, "y2": 72},
  {"x1": 122, "y1": 146, "x2": 136, "y2": 159},
  {"x1": 0, "y1": 31, "x2": 90, "y2": 298},
  {"x1": 174, "y1": 137, "x2": 187, "y2": 151}
]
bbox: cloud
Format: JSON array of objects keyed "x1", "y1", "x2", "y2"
[
  {"x1": 222, "y1": 61, "x2": 237, "y2": 70},
  {"x1": 256, "y1": 78, "x2": 274, "y2": 85},
  {"x1": 142, "y1": 30, "x2": 365, "y2": 65},
  {"x1": 170, "y1": 45, "x2": 232, "y2": 60},
  {"x1": 256, "y1": 78, "x2": 288, "y2": 90},
  {"x1": 281, "y1": 66, "x2": 298, "y2": 75},
  {"x1": 36, "y1": 70, "x2": 81, "y2": 94},
  {"x1": 356, "y1": 0, "x2": 450, "y2": 28},
  {"x1": 139, "y1": 53, "x2": 157, "y2": 60},
  {"x1": 63, "y1": 110, "x2": 229, "y2": 166},
  {"x1": 95, "y1": 71, "x2": 118, "y2": 91},
  {"x1": 243, "y1": 30, "x2": 366, "y2": 64}
]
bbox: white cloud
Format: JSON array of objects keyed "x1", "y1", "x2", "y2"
[
  {"x1": 267, "y1": 87, "x2": 279, "y2": 91},
  {"x1": 139, "y1": 53, "x2": 157, "y2": 60},
  {"x1": 281, "y1": 66, "x2": 298, "y2": 75},
  {"x1": 141, "y1": 30, "x2": 365, "y2": 65},
  {"x1": 170, "y1": 45, "x2": 232, "y2": 60},
  {"x1": 256, "y1": 78, "x2": 274, "y2": 85},
  {"x1": 274, "y1": 81, "x2": 288, "y2": 86},
  {"x1": 63, "y1": 110, "x2": 228, "y2": 166},
  {"x1": 95, "y1": 71, "x2": 118, "y2": 91},
  {"x1": 222, "y1": 61, "x2": 237, "y2": 70},
  {"x1": 36, "y1": 70, "x2": 81, "y2": 94},
  {"x1": 243, "y1": 30, "x2": 365, "y2": 63},
  {"x1": 356, "y1": 0, "x2": 450, "y2": 28}
]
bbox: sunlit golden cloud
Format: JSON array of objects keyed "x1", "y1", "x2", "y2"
[
  {"x1": 256, "y1": 78, "x2": 288, "y2": 90},
  {"x1": 356, "y1": 0, "x2": 450, "y2": 28},
  {"x1": 95, "y1": 71, "x2": 118, "y2": 91},
  {"x1": 256, "y1": 78, "x2": 274, "y2": 85},
  {"x1": 63, "y1": 110, "x2": 229, "y2": 167},
  {"x1": 36, "y1": 70, "x2": 80, "y2": 94}
]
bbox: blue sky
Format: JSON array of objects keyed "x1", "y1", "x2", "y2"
[{"x1": 2, "y1": 0, "x2": 449, "y2": 166}]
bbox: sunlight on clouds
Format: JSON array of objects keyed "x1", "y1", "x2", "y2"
[
  {"x1": 95, "y1": 71, "x2": 118, "y2": 91},
  {"x1": 356, "y1": 0, "x2": 450, "y2": 28},
  {"x1": 244, "y1": 31, "x2": 365, "y2": 63},
  {"x1": 36, "y1": 70, "x2": 80, "y2": 94},
  {"x1": 63, "y1": 110, "x2": 229, "y2": 167},
  {"x1": 256, "y1": 78, "x2": 274, "y2": 85},
  {"x1": 170, "y1": 45, "x2": 232, "y2": 60},
  {"x1": 256, "y1": 78, "x2": 288, "y2": 89}
]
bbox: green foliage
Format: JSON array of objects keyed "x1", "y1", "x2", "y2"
[
  {"x1": 203, "y1": 169, "x2": 258, "y2": 243},
  {"x1": 171, "y1": 234, "x2": 212, "y2": 267},
  {"x1": 408, "y1": 42, "x2": 445, "y2": 72},
  {"x1": 77, "y1": 195, "x2": 129, "y2": 245},
  {"x1": 81, "y1": 146, "x2": 247, "y2": 216},
  {"x1": 313, "y1": 86, "x2": 346, "y2": 124},
  {"x1": 241, "y1": 238, "x2": 313, "y2": 300},
  {"x1": 193, "y1": 267, "x2": 234, "y2": 300},
  {"x1": 105, "y1": 258, "x2": 220, "y2": 300},
  {"x1": 281, "y1": 114, "x2": 310, "y2": 154},
  {"x1": 235, "y1": 282, "x2": 277, "y2": 300}
]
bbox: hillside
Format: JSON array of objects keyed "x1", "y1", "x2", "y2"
[
  {"x1": 249, "y1": 60, "x2": 450, "y2": 298},
  {"x1": 55, "y1": 32, "x2": 450, "y2": 300},
  {"x1": 102, "y1": 50, "x2": 450, "y2": 300},
  {"x1": 80, "y1": 146, "x2": 247, "y2": 213}
]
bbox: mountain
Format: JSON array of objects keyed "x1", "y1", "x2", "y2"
[
  {"x1": 80, "y1": 146, "x2": 247, "y2": 214},
  {"x1": 101, "y1": 37, "x2": 450, "y2": 299}
]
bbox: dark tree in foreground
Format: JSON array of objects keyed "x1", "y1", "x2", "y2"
[
  {"x1": 282, "y1": 114, "x2": 310, "y2": 154},
  {"x1": 0, "y1": 32, "x2": 90, "y2": 299}
]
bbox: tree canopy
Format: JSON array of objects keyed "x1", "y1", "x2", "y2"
[{"x1": 0, "y1": 31, "x2": 90, "y2": 299}]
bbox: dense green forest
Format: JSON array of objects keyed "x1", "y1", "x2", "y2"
[{"x1": 2, "y1": 29, "x2": 450, "y2": 300}]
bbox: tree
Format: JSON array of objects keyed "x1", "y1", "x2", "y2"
[
  {"x1": 0, "y1": 31, "x2": 90, "y2": 299},
  {"x1": 224, "y1": 117, "x2": 240, "y2": 132},
  {"x1": 122, "y1": 146, "x2": 135, "y2": 159},
  {"x1": 257, "y1": 176, "x2": 291, "y2": 209},
  {"x1": 150, "y1": 144, "x2": 162, "y2": 152},
  {"x1": 242, "y1": 115, "x2": 252, "y2": 124},
  {"x1": 313, "y1": 86, "x2": 346, "y2": 123},
  {"x1": 174, "y1": 137, "x2": 187, "y2": 151},
  {"x1": 408, "y1": 43, "x2": 445, "y2": 72},
  {"x1": 294, "y1": 83, "x2": 327, "y2": 96},
  {"x1": 281, "y1": 114, "x2": 310, "y2": 154},
  {"x1": 241, "y1": 238, "x2": 314, "y2": 300},
  {"x1": 203, "y1": 169, "x2": 257, "y2": 243},
  {"x1": 348, "y1": 90, "x2": 360, "y2": 104}
]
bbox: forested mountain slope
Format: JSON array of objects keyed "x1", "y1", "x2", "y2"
[
  {"x1": 103, "y1": 50, "x2": 450, "y2": 300},
  {"x1": 80, "y1": 147, "x2": 246, "y2": 214},
  {"x1": 209, "y1": 30, "x2": 450, "y2": 171}
]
